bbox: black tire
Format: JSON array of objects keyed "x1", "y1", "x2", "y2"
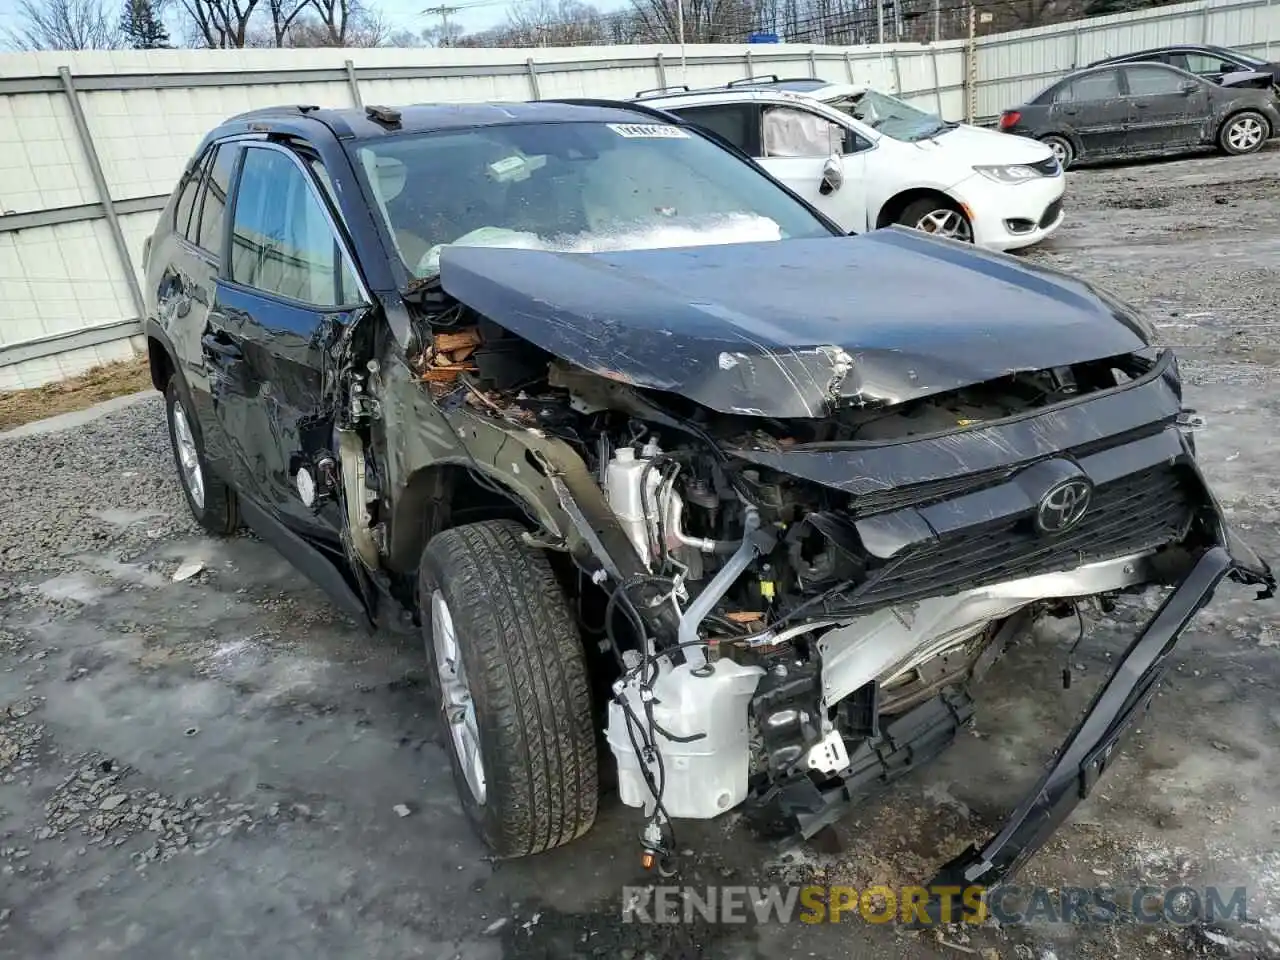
[
  {"x1": 897, "y1": 196, "x2": 973, "y2": 243},
  {"x1": 1219, "y1": 110, "x2": 1269, "y2": 156},
  {"x1": 1041, "y1": 134, "x2": 1074, "y2": 170},
  {"x1": 419, "y1": 519, "x2": 598, "y2": 857},
  {"x1": 164, "y1": 375, "x2": 239, "y2": 535}
]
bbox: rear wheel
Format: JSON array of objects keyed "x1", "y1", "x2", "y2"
[
  {"x1": 1219, "y1": 111, "x2": 1268, "y2": 155},
  {"x1": 419, "y1": 519, "x2": 598, "y2": 858},
  {"x1": 897, "y1": 197, "x2": 973, "y2": 243},
  {"x1": 164, "y1": 376, "x2": 239, "y2": 535},
  {"x1": 1040, "y1": 135, "x2": 1074, "y2": 170}
]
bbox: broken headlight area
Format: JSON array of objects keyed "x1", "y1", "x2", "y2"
[{"x1": 400, "y1": 299, "x2": 1273, "y2": 888}]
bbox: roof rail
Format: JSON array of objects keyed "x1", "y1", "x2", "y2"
[
  {"x1": 726, "y1": 74, "x2": 782, "y2": 86},
  {"x1": 224, "y1": 104, "x2": 321, "y2": 123},
  {"x1": 634, "y1": 84, "x2": 690, "y2": 98},
  {"x1": 542, "y1": 97, "x2": 686, "y2": 124}
]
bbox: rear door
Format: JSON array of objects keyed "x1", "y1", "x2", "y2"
[
  {"x1": 1121, "y1": 65, "x2": 1209, "y2": 150},
  {"x1": 1048, "y1": 68, "x2": 1128, "y2": 159},
  {"x1": 757, "y1": 103, "x2": 870, "y2": 231},
  {"x1": 155, "y1": 141, "x2": 242, "y2": 475},
  {"x1": 206, "y1": 141, "x2": 368, "y2": 537}
]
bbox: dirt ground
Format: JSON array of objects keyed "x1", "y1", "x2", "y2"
[
  {"x1": 0, "y1": 357, "x2": 151, "y2": 432},
  {"x1": 2, "y1": 145, "x2": 1280, "y2": 960}
]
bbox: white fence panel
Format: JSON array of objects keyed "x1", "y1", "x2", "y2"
[{"x1": 0, "y1": 0, "x2": 1277, "y2": 389}]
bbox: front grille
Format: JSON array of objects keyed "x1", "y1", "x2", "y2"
[
  {"x1": 848, "y1": 464, "x2": 1196, "y2": 609},
  {"x1": 1030, "y1": 156, "x2": 1061, "y2": 176},
  {"x1": 1039, "y1": 197, "x2": 1064, "y2": 228},
  {"x1": 851, "y1": 466, "x2": 1016, "y2": 518}
]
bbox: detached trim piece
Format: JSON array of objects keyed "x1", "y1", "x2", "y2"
[
  {"x1": 923, "y1": 545, "x2": 1243, "y2": 913},
  {"x1": 0, "y1": 318, "x2": 141, "y2": 368}
]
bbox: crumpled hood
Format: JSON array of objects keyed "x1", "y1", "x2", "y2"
[{"x1": 438, "y1": 227, "x2": 1149, "y2": 419}]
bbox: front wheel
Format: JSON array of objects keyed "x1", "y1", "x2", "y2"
[
  {"x1": 897, "y1": 197, "x2": 973, "y2": 243},
  {"x1": 1219, "y1": 111, "x2": 1268, "y2": 156},
  {"x1": 419, "y1": 519, "x2": 598, "y2": 858},
  {"x1": 1040, "y1": 134, "x2": 1075, "y2": 170}
]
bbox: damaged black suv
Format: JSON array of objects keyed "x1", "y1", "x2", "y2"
[{"x1": 143, "y1": 99, "x2": 1273, "y2": 899}]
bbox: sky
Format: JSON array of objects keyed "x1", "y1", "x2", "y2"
[{"x1": 0, "y1": 0, "x2": 631, "y2": 45}]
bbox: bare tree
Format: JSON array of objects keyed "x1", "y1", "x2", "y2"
[
  {"x1": 179, "y1": 0, "x2": 260, "y2": 46},
  {"x1": 629, "y1": 0, "x2": 757, "y2": 42},
  {"x1": 266, "y1": 0, "x2": 308, "y2": 45},
  {"x1": 3, "y1": 0, "x2": 121, "y2": 49}
]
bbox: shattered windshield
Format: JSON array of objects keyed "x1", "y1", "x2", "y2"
[
  {"x1": 825, "y1": 90, "x2": 954, "y2": 142},
  {"x1": 348, "y1": 120, "x2": 835, "y2": 280}
]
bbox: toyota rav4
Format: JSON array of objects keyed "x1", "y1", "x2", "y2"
[{"x1": 142, "y1": 99, "x2": 1273, "y2": 905}]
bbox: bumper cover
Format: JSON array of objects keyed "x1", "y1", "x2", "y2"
[{"x1": 924, "y1": 534, "x2": 1273, "y2": 914}]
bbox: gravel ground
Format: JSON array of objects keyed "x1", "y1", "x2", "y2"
[{"x1": 1, "y1": 145, "x2": 1279, "y2": 960}]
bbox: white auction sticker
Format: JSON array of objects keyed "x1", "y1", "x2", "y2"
[{"x1": 606, "y1": 123, "x2": 690, "y2": 139}]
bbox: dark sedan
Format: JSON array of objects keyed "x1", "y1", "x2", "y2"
[
  {"x1": 999, "y1": 61, "x2": 1280, "y2": 169},
  {"x1": 1088, "y1": 43, "x2": 1280, "y2": 88}
]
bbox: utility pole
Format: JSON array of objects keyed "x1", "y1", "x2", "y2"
[
  {"x1": 423, "y1": 5, "x2": 458, "y2": 45},
  {"x1": 965, "y1": 2, "x2": 977, "y2": 124},
  {"x1": 676, "y1": 0, "x2": 686, "y2": 83}
]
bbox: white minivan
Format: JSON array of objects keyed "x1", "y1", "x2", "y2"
[{"x1": 638, "y1": 78, "x2": 1066, "y2": 251}]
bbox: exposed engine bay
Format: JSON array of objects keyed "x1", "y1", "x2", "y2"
[{"x1": 375, "y1": 271, "x2": 1255, "y2": 878}]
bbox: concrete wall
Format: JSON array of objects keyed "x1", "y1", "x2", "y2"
[{"x1": 0, "y1": 0, "x2": 1275, "y2": 390}]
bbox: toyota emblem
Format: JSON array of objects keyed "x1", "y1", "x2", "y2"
[{"x1": 1035, "y1": 477, "x2": 1093, "y2": 535}]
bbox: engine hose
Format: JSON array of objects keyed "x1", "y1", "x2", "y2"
[{"x1": 676, "y1": 505, "x2": 762, "y2": 670}]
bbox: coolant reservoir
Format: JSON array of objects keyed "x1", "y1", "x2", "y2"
[
  {"x1": 607, "y1": 658, "x2": 764, "y2": 819},
  {"x1": 604, "y1": 446, "x2": 658, "y2": 564}
]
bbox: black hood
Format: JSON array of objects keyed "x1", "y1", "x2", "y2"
[{"x1": 438, "y1": 228, "x2": 1150, "y2": 419}]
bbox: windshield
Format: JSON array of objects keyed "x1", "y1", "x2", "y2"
[
  {"x1": 347, "y1": 120, "x2": 835, "y2": 280},
  {"x1": 824, "y1": 90, "x2": 953, "y2": 142}
]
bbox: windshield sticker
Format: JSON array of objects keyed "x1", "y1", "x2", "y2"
[{"x1": 607, "y1": 123, "x2": 690, "y2": 139}]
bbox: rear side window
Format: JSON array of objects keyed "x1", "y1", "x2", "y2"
[
  {"x1": 195, "y1": 144, "x2": 238, "y2": 253},
  {"x1": 1054, "y1": 70, "x2": 1121, "y2": 103},
  {"x1": 173, "y1": 150, "x2": 210, "y2": 241},
  {"x1": 671, "y1": 104, "x2": 759, "y2": 155},
  {"x1": 230, "y1": 146, "x2": 360, "y2": 307}
]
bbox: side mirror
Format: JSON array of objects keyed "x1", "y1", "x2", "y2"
[
  {"x1": 820, "y1": 154, "x2": 844, "y2": 195},
  {"x1": 1180, "y1": 80, "x2": 1199, "y2": 94},
  {"x1": 1219, "y1": 62, "x2": 1237, "y2": 74}
]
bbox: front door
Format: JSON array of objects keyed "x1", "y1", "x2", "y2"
[
  {"x1": 1048, "y1": 67, "x2": 1129, "y2": 159},
  {"x1": 205, "y1": 141, "x2": 368, "y2": 539},
  {"x1": 1121, "y1": 65, "x2": 1209, "y2": 150},
  {"x1": 757, "y1": 104, "x2": 869, "y2": 231}
]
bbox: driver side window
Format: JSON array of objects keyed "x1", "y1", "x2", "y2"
[
  {"x1": 230, "y1": 146, "x2": 362, "y2": 308},
  {"x1": 1181, "y1": 52, "x2": 1239, "y2": 74},
  {"x1": 762, "y1": 107, "x2": 847, "y2": 158}
]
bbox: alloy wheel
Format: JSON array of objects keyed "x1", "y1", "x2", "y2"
[
  {"x1": 1228, "y1": 116, "x2": 1264, "y2": 152},
  {"x1": 914, "y1": 209, "x2": 973, "y2": 242},
  {"x1": 171, "y1": 402, "x2": 205, "y2": 511},
  {"x1": 431, "y1": 589, "x2": 487, "y2": 804}
]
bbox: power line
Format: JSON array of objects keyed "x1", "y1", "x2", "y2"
[{"x1": 422, "y1": 4, "x2": 461, "y2": 41}]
